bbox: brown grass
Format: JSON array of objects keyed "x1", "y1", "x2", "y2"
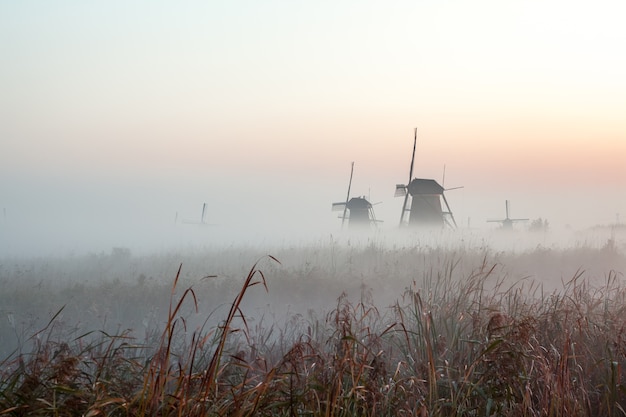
[{"x1": 1, "y1": 250, "x2": 626, "y2": 416}]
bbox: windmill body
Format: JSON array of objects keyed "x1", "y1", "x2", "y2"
[
  {"x1": 333, "y1": 197, "x2": 377, "y2": 229},
  {"x1": 407, "y1": 179, "x2": 446, "y2": 227},
  {"x1": 396, "y1": 178, "x2": 456, "y2": 228},
  {"x1": 333, "y1": 196, "x2": 379, "y2": 229},
  {"x1": 345, "y1": 197, "x2": 372, "y2": 225}
]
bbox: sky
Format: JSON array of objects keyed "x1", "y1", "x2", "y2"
[{"x1": 1, "y1": 1, "x2": 625, "y2": 256}]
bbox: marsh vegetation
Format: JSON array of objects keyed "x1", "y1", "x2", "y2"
[{"x1": 1, "y1": 234, "x2": 626, "y2": 416}]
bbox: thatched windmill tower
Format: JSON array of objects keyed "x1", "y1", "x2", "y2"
[
  {"x1": 396, "y1": 178, "x2": 456, "y2": 228},
  {"x1": 395, "y1": 129, "x2": 458, "y2": 229},
  {"x1": 332, "y1": 162, "x2": 381, "y2": 229},
  {"x1": 333, "y1": 196, "x2": 379, "y2": 229}
]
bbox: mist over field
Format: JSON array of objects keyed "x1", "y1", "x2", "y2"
[
  {"x1": 1, "y1": 0, "x2": 624, "y2": 363},
  {"x1": 0, "y1": 173, "x2": 622, "y2": 259},
  {"x1": 1, "y1": 2, "x2": 626, "y2": 413},
  {"x1": 2, "y1": 226, "x2": 625, "y2": 358}
]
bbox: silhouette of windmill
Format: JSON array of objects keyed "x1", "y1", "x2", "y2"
[
  {"x1": 395, "y1": 128, "x2": 457, "y2": 229},
  {"x1": 332, "y1": 162, "x2": 381, "y2": 229},
  {"x1": 178, "y1": 203, "x2": 213, "y2": 225},
  {"x1": 487, "y1": 200, "x2": 528, "y2": 230}
]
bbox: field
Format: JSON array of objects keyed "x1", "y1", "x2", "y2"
[{"x1": 1, "y1": 230, "x2": 626, "y2": 416}]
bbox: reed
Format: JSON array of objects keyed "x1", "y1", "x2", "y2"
[{"x1": 1, "y1": 248, "x2": 625, "y2": 416}]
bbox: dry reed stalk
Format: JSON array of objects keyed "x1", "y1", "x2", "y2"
[{"x1": 199, "y1": 256, "x2": 278, "y2": 400}]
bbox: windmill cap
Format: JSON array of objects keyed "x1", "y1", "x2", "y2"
[
  {"x1": 408, "y1": 178, "x2": 444, "y2": 195},
  {"x1": 347, "y1": 197, "x2": 372, "y2": 209}
]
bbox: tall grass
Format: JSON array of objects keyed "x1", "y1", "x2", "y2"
[{"x1": 1, "y1": 249, "x2": 626, "y2": 416}]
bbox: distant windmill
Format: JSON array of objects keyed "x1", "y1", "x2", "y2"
[
  {"x1": 487, "y1": 200, "x2": 528, "y2": 229},
  {"x1": 332, "y1": 162, "x2": 381, "y2": 229},
  {"x1": 180, "y1": 202, "x2": 212, "y2": 225},
  {"x1": 395, "y1": 128, "x2": 458, "y2": 229}
]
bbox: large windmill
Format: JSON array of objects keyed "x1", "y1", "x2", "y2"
[
  {"x1": 332, "y1": 162, "x2": 381, "y2": 229},
  {"x1": 487, "y1": 200, "x2": 528, "y2": 230},
  {"x1": 395, "y1": 128, "x2": 457, "y2": 229}
]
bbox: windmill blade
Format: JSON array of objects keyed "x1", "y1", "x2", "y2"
[
  {"x1": 399, "y1": 128, "x2": 417, "y2": 226},
  {"x1": 368, "y1": 205, "x2": 385, "y2": 227},
  {"x1": 395, "y1": 184, "x2": 407, "y2": 197},
  {"x1": 445, "y1": 186, "x2": 464, "y2": 191},
  {"x1": 341, "y1": 162, "x2": 354, "y2": 228},
  {"x1": 442, "y1": 193, "x2": 457, "y2": 228},
  {"x1": 368, "y1": 206, "x2": 378, "y2": 228},
  {"x1": 408, "y1": 128, "x2": 417, "y2": 185},
  {"x1": 332, "y1": 202, "x2": 346, "y2": 211},
  {"x1": 399, "y1": 189, "x2": 410, "y2": 225},
  {"x1": 182, "y1": 203, "x2": 214, "y2": 225},
  {"x1": 505, "y1": 200, "x2": 510, "y2": 219},
  {"x1": 201, "y1": 202, "x2": 207, "y2": 223}
]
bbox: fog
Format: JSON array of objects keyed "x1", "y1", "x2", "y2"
[
  {"x1": 2, "y1": 225, "x2": 625, "y2": 359},
  {"x1": 0, "y1": 177, "x2": 619, "y2": 258},
  {"x1": 1, "y1": 128, "x2": 623, "y2": 259},
  {"x1": 0, "y1": 167, "x2": 622, "y2": 258},
  {"x1": 2, "y1": 2, "x2": 625, "y2": 258},
  {"x1": 2, "y1": 1, "x2": 626, "y2": 367}
]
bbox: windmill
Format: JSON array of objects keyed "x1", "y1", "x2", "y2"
[
  {"x1": 395, "y1": 129, "x2": 457, "y2": 229},
  {"x1": 487, "y1": 200, "x2": 528, "y2": 230},
  {"x1": 179, "y1": 202, "x2": 212, "y2": 225},
  {"x1": 332, "y1": 162, "x2": 381, "y2": 229}
]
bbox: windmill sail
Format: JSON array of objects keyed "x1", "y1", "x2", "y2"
[
  {"x1": 201, "y1": 202, "x2": 207, "y2": 223},
  {"x1": 394, "y1": 184, "x2": 407, "y2": 197},
  {"x1": 342, "y1": 162, "x2": 354, "y2": 228},
  {"x1": 441, "y1": 194, "x2": 458, "y2": 228},
  {"x1": 182, "y1": 203, "x2": 213, "y2": 225},
  {"x1": 399, "y1": 128, "x2": 417, "y2": 226}
]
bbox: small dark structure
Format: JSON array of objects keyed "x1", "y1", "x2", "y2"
[
  {"x1": 487, "y1": 200, "x2": 528, "y2": 230},
  {"x1": 333, "y1": 196, "x2": 379, "y2": 229},
  {"x1": 178, "y1": 202, "x2": 213, "y2": 226},
  {"x1": 332, "y1": 162, "x2": 381, "y2": 229}
]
